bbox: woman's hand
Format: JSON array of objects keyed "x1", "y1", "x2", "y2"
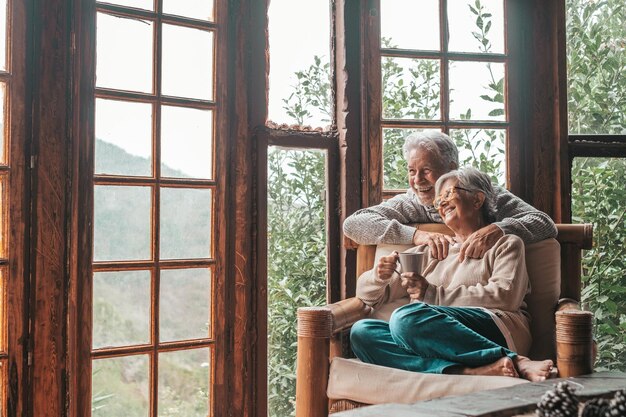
[
  {"x1": 412, "y1": 230, "x2": 455, "y2": 260},
  {"x1": 376, "y1": 251, "x2": 400, "y2": 281},
  {"x1": 401, "y1": 272, "x2": 428, "y2": 301}
]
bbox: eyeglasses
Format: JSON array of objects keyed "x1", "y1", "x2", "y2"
[{"x1": 433, "y1": 186, "x2": 474, "y2": 209}]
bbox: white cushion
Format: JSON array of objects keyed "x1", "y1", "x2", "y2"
[
  {"x1": 524, "y1": 238, "x2": 561, "y2": 360},
  {"x1": 327, "y1": 357, "x2": 527, "y2": 404}
]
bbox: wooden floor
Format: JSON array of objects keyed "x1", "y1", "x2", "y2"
[{"x1": 334, "y1": 372, "x2": 626, "y2": 417}]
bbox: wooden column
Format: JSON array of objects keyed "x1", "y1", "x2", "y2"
[
  {"x1": 229, "y1": 0, "x2": 269, "y2": 416},
  {"x1": 525, "y1": 0, "x2": 567, "y2": 221},
  {"x1": 6, "y1": 0, "x2": 30, "y2": 415},
  {"x1": 30, "y1": 0, "x2": 73, "y2": 415},
  {"x1": 336, "y1": 0, "x2": 364, "y2": 300}
]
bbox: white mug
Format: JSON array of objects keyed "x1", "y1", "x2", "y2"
[{"x1": 397, "y1": 251, "x2": 426, "y2": 275}]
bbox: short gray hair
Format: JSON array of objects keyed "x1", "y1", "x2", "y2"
[
  {"x1": 402, "y1": 130, "x2": 459, "y2": 169},
  {"x1": 434, "y1": 167, "x2": 497, "y2": 222}
]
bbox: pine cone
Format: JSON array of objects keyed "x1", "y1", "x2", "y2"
[
  {"x1": 536, "y1": 382, "x2": 579, "y2": 417},
  {"x1": 605, "y1": 390, "x2": 626, "y2": 417},
  {"x1": 581, "y1": 397, "x2": 610, "y2": 417}
]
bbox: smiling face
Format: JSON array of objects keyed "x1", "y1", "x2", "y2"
[
  {"x1": 436, "y1": 178, "x2": 485, "y2": 233},
  {"x1": 407, "y1": 147, "x2": 451, "y2": 206}
]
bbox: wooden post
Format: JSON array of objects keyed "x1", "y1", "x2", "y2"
[{"x1": 296, "y1": 308, "x2": 333, "y2": 417}]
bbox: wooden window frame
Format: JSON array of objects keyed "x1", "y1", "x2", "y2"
[{"x1": 70, "y1": 1, "x2": 229, "y2": 417}]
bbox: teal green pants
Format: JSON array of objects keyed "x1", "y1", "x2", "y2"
[{"x1": 350, "y1": 302, "x2": 516, "y2": 374}]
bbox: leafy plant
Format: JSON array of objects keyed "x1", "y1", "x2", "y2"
[
  {"x1": 567, "y1": 0, "x2": 626, "y2": 370},
  {"x1": 267, "y1": 148, "x2": 328, "y2": 417}
]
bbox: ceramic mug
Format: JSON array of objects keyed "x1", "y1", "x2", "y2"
[{"x1": 397, "y1": 251, "x2": 426, "y2": 275}]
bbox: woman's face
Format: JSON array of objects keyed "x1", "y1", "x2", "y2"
[{"x1": 435, "y1": 178, "x2": 482, "y2": 231}]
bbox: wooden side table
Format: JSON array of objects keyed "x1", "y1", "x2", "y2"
[{"x1": 334, "y1": 372, "x2": 626, "y2": 417}]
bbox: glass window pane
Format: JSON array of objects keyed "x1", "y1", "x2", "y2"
[
  {"x1": 0, "y1": 175, "x2": 5, "y2": 258},
  {"x1": 267, "y1": 147, "x2": 327, "y2": 417},
  {"x1": 97, "y1": 0, "x2": 153, "y2": 10},
  {"x1": 161, "y1": 106, "x2": 213, "y2": 179},
  {"x1": 94, "y1": 185, "x2": 152, "y2": 262},
  {"x1": 383, "y1": 128, "x2": 419, "y2": 190},
  {"x1": 162, "y1": 24, "x2": 213, "y2": 100},
  {"x1": 93, "y1": 271, "x2": 151, "y2": 349},
  {"x1": 567, "y1": 0, "x2": 626, "y2": 134},
  {"x1": 449, "y1": 128, "x2": 506, "y2": 187},
  {"x1": 382, "y1": 57, "x2": 440, "y2": 120},
  {"x1": 448, "y1": 0, "x2": 504, "y2": 54},
  {"x1": 0, "y1": 0, "x2": 6, "y2": 70},
  {"x1": 95, "y1": 99, "x2": 152, "y2": 176},
  {"x1": 572, "y1": 158, "x2": 626, "y2": 368},
  {"x1": 160, "y1": 188, "x2": 212, "y2": 260},
  {"x1": 449, "y1": 61, "x2": 505, "y2": 121},
  {"x1": 381, "y1": 0, "x2": 439, "y2": 51},
  {"x1": 160, "y1": 268, "x2": 211, "y2": 342},
  {"x1": 158, "y1": 348, "x2": 210, "y2": 417},
  {"x1": 267, "y1": 0, "x2": 331, "y2": 127},
  {"x1": 0, "y1": 84, "x2": 6, "y2": 164},
  {"x1": 92, "y1": 355, "x2": 150, "y2": 417},
  {"x1": 96, "y1": 13, "x2": 153, "y2": 93},
  {"x1": 163, "y1": 0, "x2": 214, "y2": 21}
]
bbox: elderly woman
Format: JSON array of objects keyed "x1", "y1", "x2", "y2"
[{"x1": 350, "y1": 167, "x2": 553, "y2": 381}]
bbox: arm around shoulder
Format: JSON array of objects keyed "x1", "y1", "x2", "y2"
[
  {"x1": 342, "y1": 192, "x2": 434, "y2": 245},
  {"x1": 492, "y1": 188, "x2": 557, "y2": 244}
]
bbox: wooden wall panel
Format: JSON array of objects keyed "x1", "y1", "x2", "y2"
[
  {"x1": 336, "y1": 0, "x2": 361, "y2": 300},
  {"x1": 30, "y1": 0, "x2": 72, "y2": 415},
  {"x1": 525, "y1": 0, "x2": 565, "y2": 220},
  {"x1": 68, "y1": 0, "x2": 95, "y2": 416},
  {"x1": 361, "y1": 0, "x2": 381, "y2": 208},
  {"x1": 7, "y1": 0, "x2": 31, "y2": 415},
  {"x1": 228, "y1": 0, "x2": 268, "y2": 416}
]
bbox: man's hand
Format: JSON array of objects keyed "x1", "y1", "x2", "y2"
[
  {"x1": 376, "y1": 251, "x2": 400, "y2": 281},
  {"x1": 458, "y1": 224, "x2": 504, "y2": 262},
  {"x1": 401, "y1": 272, "x2": 428, "y2": 301},
  {"x1": 413, "y1": 230, "x2": 455, "y2": 260}
]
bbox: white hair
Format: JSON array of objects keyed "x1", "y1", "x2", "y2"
[
  {"x1": 435, "y1": 167, "x2": 497, "y2": 222},
  {"x1": 402, "y1": 130, "x2": 459, "y2": 169}
]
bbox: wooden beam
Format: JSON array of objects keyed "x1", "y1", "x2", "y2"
[{"x1": 30, "y1": 0, "x2": 72, "y2": 415}]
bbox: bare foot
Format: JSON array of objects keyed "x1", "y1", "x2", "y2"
[
  {"x1": 513, "y1": 356, "x2": 554, "y2": 382},
  {"x1": 451, "y1": 357, "x2": 519, "y2": 378}
]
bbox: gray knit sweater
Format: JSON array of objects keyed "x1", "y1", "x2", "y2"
[{"x1": 343, "y1": 187, "x2": 557, "y2": 245}]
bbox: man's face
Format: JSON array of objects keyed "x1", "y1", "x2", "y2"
[{"x1": 407, "y1": 148, "x2": 450, "y2": 206}]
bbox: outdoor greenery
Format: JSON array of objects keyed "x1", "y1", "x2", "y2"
[
  {"x1": 267, "y1": 147, "x2": 327, "y2": 417},
  {"x1": 567, "y1": 0, "x2": 626, "y2": 370},
  {"x1": 266, "y1": 1, "x2": 626, "y2": 416}
]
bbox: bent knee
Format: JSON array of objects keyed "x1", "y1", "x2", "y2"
[
  {"x1": 350, "y1": 319, "x2": 382, "y2": 347},
  {"x1": 389, "y1": 303, "x2": 431, "y2": 337},
  {"x1": 390, "y1": 302, "x2": 430, "y2": 323}
]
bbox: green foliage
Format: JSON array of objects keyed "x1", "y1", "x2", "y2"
[
  {"x1": 267, "y1": 148, "x2": 328, "y2": 417},
  {"x1": 567, "y1": 0, "x2": 626, "y2": 370},
  {"x1": 572, "y1": 158, "x2": 626, "y2": 370},
  {"x1": 282, "y1": 55, "x2": 332, "y2": 126},
  {"x1": 566, "y1": 0, "x2": 626, "y2": 134}
]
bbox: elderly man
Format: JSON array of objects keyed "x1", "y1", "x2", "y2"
[{"x1": 343, "y1": 130, "x2": 557, "y2": 261}]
